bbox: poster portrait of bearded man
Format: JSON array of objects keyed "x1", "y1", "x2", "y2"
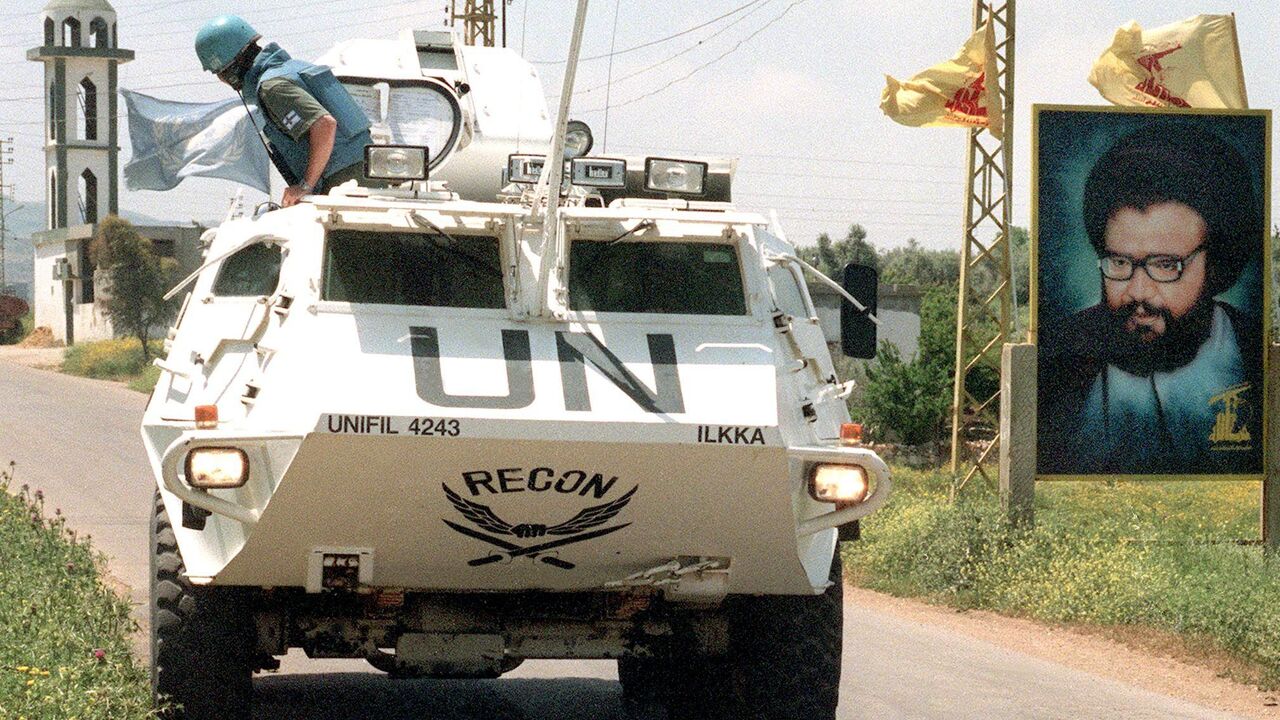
[{"x1": 1035, "y1": 110, "x2": 1267, "y2": 477}]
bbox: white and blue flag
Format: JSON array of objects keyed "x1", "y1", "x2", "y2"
[{"x1": 121, "y1": 89, "x2": 271, "y2": 194}]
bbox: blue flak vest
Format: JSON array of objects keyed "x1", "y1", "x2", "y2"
[{"x1": 241, "y1": 43, "x2": 372, "y2": 186}]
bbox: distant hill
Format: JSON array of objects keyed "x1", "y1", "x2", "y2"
[{"x1": 2, "y1": 203, "x2": 182, "y2": 289}]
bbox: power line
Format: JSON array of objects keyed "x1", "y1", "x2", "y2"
[
  {"x1": 608, "y1": 145, "x2": 959, "y2": 171},
  {"x1": 0, "y1": 4, "x2": 436, "y2": 60},
  {"x1": 601, "y1": 0, "x2": 621, "y2": 152},
  {"x1": 771, "y1": 214, "x2": 956, "y2": 229},
  {"x1": 738, "y1": 191, "x2": 963, "y2": 206},
  {"x1": 0, "y1": 0, "x2": 209, "y2": 20},
  {"x1": 575, "y1": 0, "x2": 775, "y2": 96},
  {"x1": 0, "y1": 0, "x2": 360, "y2": 44},
  {"x1": 575, "y1": 0, "x2": 810, "y2": 113},
  {"x1": 755, "y1": 204, "x2": 959, "y2": 219},
  {"x1": 739, "y1": 169, "x2": 960, "y2": 185},
  {"x1": 528, "y1": 0, "x2": 770, "y2": 64}
]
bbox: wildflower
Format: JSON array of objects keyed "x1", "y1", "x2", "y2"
[
  {"x1": 16, "y1": 665, "x2": 28, "y2": 672},
  {"x1": 91, "y1": 648, "x2": 105, "y2": 661}
]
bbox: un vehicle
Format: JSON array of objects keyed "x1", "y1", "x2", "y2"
[{"x1": 142, "y1": 26, "x2": 891, "y2": 720}]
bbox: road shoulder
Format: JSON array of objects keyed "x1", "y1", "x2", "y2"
[{"x1": 848, "y1": 584, "x2": 1280, "y2": 720}]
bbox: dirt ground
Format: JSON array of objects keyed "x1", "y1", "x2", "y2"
[
  {"x1": 0, "y1": 344, "x2": 64, "y2": 368},
  {"x1": 848, "y1": 585, "x2": 1280, "y2": 720}
]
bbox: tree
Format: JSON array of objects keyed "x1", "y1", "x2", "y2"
[
  {"x1": 1010, "y1": 225, "x2": 1030, "y2": 306},
  {"x1": 860, "y1": 341, "x2": 951, "y2": 445},
  {"x1": 797, "y1": 224, "x2": 877, "y2": 279},
  {"x1": 90, "y1": 216, "x2": 177, "y2": 361},
  {"x1": 880, "y1": 239, "x2": 960, "y2": 288}
]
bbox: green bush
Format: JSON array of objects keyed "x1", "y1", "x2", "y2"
[
  {"x1": 845, "y1": 469, "x2": 1280, "y2": 686},
  {"x1": 127, "y1": 365, "x2": 162, "y2": 394},
  {"x1": 859, "y1": 342, "x2": 950, "y2": 445},
  {"x1": 63, "y1": 339, "x2": 163, "y2": 382},
  {"x1": 0, "y1": 462, "x2": 160, "y2": 718}
]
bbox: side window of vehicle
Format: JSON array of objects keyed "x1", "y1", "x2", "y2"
[
  {"x1": 213, "y1": 244, "x2": 283, "y2": 297},
  {"x1": 767, "y1": 263, "x2": 812, "y2": 319}
]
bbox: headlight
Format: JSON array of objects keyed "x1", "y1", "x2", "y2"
[
  {"x1": 809, "y1": 463, "x2": 869, "y2": 504},
  {"x1": 185, "y1": 448, "x2": 249, "y2": 489},
  {"x1": 365, "y1": 144, "x2": 429, "y2": 181},
  {"x1": 570, "y1": 157, "x2": 626, "y2": 189},
  {"x1": 563, "y1": 120, "x2": 593, "y2": 159},
  {"x1": 506, "y1": 153, "x2": 546, "y2": 184},
  {"x1": 645, "y1": 157, "x2": 708, "y2": 196}
]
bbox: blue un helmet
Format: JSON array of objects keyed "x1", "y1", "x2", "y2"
[{"x1": 195, "y1": 15, "x2": 261, "y2": 74}]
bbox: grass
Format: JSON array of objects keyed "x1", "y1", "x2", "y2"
[
  {"x1": 62, "y1": 339, "x2": 164, "y2": 394},
  {"x1": 0, "y1": 461, "x2": 160, "y2": 718},
  {"x1": 844, "y1": 467, "x2": 1280, "y2": 687}
]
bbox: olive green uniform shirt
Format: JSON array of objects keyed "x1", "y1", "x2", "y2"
[
  {"x1": 259, "y1": 78, "x2": 364, "y2": 190},
  {"x1": 259, "y1": 78, "x2": 328, "y2": 142}
]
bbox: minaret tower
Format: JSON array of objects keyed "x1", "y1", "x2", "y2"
[{"x1": 29, "y1": 0, "x2": 133, "y2": 230}]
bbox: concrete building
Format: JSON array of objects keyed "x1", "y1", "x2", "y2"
[
  {"x1": 32, "y1": 223, "x2": 204, "y2": 344},
  {"x1": 28, "y1": 0, "x2": 202, "y2": 344}
]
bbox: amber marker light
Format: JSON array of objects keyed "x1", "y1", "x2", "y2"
[
  {"x1": 809, "y1": 464, "x2": 870, "y2": 505},
  {"x1": 194, "y1": 405, "x2": 219, "y2": 429},
  {"x1": 185, "y1": 448, "x2": 249, "y2": 489},
  {"x1": 839, "y1": 423, "x2": 863, "y2": 445}
]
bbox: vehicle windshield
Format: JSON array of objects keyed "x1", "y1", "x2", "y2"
[
  {"x1": 322, "y1": 229, "x2": 505, "y2": 308},
  {"x1": 568, "y1": 239, "x2": 746, "y2": 315}
]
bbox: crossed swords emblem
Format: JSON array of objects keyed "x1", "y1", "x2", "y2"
[{"x1": 442, "y1": 484, "x2": 637, "y2": 570}]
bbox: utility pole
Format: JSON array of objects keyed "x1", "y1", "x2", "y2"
[
  {"x1": 950, "y1": 0, "x2": 1015, "y2": 494},
  {"x1": 450, "y1": 0, "x2": 506, "y2": 47},
  {"x1": 0, "y1": 138, "x2": 14, "y2": 293}
]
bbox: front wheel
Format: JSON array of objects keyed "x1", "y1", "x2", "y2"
[
  {"x1": 150, "y1": 492, "x2": 255, "y2": 719},
  {"x1": 727, "y1": 553, "x2": 843, "y2": 719},
  {"x1": 618, "y1": 554, "x2": 843, "y2": 720}
]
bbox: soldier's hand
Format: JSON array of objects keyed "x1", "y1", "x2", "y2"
[{"x1": 282, "y1": 184, "x2": 310, "y2": 207}]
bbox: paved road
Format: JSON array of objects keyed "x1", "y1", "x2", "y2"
[{"x1": 0, "y1": 359, "x2": 1246, "y2": 720}]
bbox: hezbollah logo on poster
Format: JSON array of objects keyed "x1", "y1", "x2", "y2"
[
  {"x1": 1208, "y1": 383, "x2": 1253, "y2": 451},
  {"x1": 879, "y1": 21, "x2": 1003, "y2": 140},
  {"x1": 1088, "y1": 14, "x2": 1248, "y2": 109}
]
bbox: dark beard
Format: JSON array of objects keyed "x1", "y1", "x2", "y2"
[{"x1": 1105, "y1": 297, "x2": 1214, "y2": 375}]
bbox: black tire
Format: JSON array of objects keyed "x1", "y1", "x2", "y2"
[
  {"x1": 619, "y1": 553, "x2": 843, "y2": 720},
  {"x1": 618, "y1": 653, "x2": 732, "y2": 720},
  {"x1": 727, "y1": 553, "x2": 843, "y2": 720},
  {"x1": 150, "y1": 492, "x2": 254, "y2": 719}
]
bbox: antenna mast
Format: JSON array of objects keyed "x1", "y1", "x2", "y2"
[{"x1": 0, "y1": 138, "x2": 14, "y2": 293}]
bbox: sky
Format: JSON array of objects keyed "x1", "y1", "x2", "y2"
[{"x1": 0, "y1": 0, "x2": 1276, "y2": 253}]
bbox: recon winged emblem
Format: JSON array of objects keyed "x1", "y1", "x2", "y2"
[{"x1": 441, "y1": 483, "x2": 637, "y2": 569}]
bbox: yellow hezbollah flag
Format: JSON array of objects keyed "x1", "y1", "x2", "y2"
[
  {"x1": 879, "y1": 22, "x2": 1003, "y2": 140},
  {"x1": 1088, "y1": 14, "x2": 1247, "y2": 109}
]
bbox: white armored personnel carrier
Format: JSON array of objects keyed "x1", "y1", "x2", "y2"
[{"x1": 141, "y1": 25, "x2": 891, "y2": 720}]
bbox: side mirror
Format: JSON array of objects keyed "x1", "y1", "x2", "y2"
[{"x1": 840, "y1": 263, "x2": 877, "y2": 359}]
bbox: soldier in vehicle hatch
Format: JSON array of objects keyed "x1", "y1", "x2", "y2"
[
  {"x1": 195, "y1": 14, "x2": 373, "y2": 206},
  {"x1": 1038, "y1": 121, "x2": 1263, "y2": 475}
]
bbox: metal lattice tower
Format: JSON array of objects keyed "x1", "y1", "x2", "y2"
[
  {"x1": 950, "y1": 0, "x2": 1015, "y2": 492},
  {"x1": 450, "y1": 0, "x2": 505, "y2": 47}
]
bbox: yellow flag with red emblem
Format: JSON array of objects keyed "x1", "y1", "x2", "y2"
[
  {"x1": 879, "y1": 22, "x2": 1003, "y2": 140},
  {"x1": 1088, "y1": 14, "x2": 1248, "y2": 109}
]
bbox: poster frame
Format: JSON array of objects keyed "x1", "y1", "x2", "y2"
[{"x1": 1030, "y1": 103, "x2": 1272, "y2": 483}]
